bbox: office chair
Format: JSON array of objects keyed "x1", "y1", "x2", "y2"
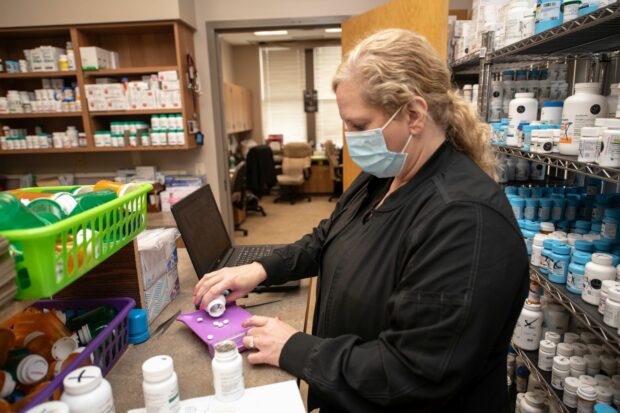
[
  {"x1": 230, "y1": 161, "x2": 248, "y2": 236},
  {"x1": 324, "y1": 140, "x2": 343, "y2": 202},
  {"x1": 274, "y1": 142, "x2": 312, "y2": 205},
  {"x1": 245, "y1": 145, "x2": 277, "y2": 216}
]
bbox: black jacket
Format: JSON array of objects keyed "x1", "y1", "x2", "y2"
[
  {"x1": 245, "y1": 145, "x2": 277, "y2": 197},
  {"x1": 257, "y1": 142, "x2": 529, "y2": 412}
]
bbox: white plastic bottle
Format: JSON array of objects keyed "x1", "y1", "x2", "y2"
[
  {"x1": 560, "y1": 82, "x2": 608, "y2": 156},
  {"x1": 520, "y1": 391, "x2": 545, "y2": 413},
  {"x1": 608, "y1": 83, "x2": 619, "y2": 117},
  {"x1": 583, "y1": 253, "x2": 617, "y2": 306},
  {"x1": 579, "y1": 126, "x2": 602, "y2": 163},
  {"x1": 61, "y1": 366, "x2": 116, "y2": 413},
  {"x1": 25, "y1": 401, "x2": 70, "y2": 413},
  {"x1": 513, "y1": 301, "x2": 543, "y2": 350},
  {"x1": 552, "y1": 355, "x2": 571, "y2": 390},
  {"x1": 142, "y1": 355, "x2": 181, "y2": 413},
  {"x1": 505, "y1": 1, "x2": 530, "y2": 45},
  {"x1": 509, "y1": 92, "x2": 538, "y2": 128},
  {"x1": 599, "y1": 119, "x2": 620, "y2": 168},
  {"x1": 212, "y1": 340, "x2": 244, "y2": 402}
]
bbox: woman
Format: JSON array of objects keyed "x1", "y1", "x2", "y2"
[{"x1": 194, "y1": 29, "x2": 529, "y2": 412}]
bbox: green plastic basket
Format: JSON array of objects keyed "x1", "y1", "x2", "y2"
[{"x1": 0, "y1": 183, "x2": 152, "y2": 299}]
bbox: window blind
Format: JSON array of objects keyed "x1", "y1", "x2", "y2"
[
  {"x1": 313, "y1": 45, "x2": 343, "y2": 148},
  {"x1": 259, "y1": 47, "x2": 307, "y2": 143}
]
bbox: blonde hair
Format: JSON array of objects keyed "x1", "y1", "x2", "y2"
[{"x1": 333, "y1": 29, "x2": 495, "y2": 179}]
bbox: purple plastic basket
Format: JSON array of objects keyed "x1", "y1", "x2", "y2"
[{"x1": 21, "y1": 297, "x2": 135, "y2": 412}]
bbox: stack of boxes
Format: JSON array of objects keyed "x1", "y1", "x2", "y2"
[
  {"x1": 79, "y1": 46, "x2": 120, "y2": 71},
  {"x1": 28, "y1": 46, "x2": 66, "y2": 72},
  {"x1": 85, "y1": 70, "x2": 181, "y2": 111}
]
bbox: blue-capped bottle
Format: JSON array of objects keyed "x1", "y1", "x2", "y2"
[
  {"x1": 540, "y1": 239, "x2": 558, "y2": 275},
  {"x1": 551, "y1": 197, "x2": 565, "y2": 222},
  {"x1": 538, "y1": 198, "x2": 552, "y2": 222},
  {"x1": 564, "y1": 196, "x2": 580, "y2": 221},
  {"x1": 602, "y1": 208, "x2": 620, "y2": 242},
  {"x1": 511, "y1": 198, "x2": 526, "y2": 220},
  {"x1": 549, "y1": 243, "x2": 571, "y2": 284},
  {"x1": 567, "y1": 248, "x2": 593, "y2": 295},
  {"x1": 524, "y1": 199, "x2": 539, "y2": 221}
]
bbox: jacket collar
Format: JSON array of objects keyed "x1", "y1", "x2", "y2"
[{"x1": 369, "y1": 140, "x2": 453, "y2": 213}]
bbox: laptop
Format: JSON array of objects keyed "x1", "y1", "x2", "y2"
[{"x1": 171, "y1": 184, "x2": 299, "y2": 291}]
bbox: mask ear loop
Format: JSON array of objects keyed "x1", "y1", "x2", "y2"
[{"x1": 381, "y1": 105, "x2": 404, "y2": 131}]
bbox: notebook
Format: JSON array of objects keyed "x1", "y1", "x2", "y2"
[{"x1": 171, "y1": 184, "x2": 299, "y2": 291}]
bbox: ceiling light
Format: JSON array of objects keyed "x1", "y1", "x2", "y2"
[
  {"x1": 254, "y1": 30, "x2": 288, "y2": 36},
  {"x1": 325, "y1": 28, "x2": 342, "y2": 33}
]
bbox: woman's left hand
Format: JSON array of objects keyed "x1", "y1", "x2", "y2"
[{"x1": 242, "y1": 315, "x2": 298, "y2": 366}]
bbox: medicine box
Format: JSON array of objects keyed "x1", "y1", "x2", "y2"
[
  {"x1": 80, "y1": 46, "x2": 110, "y2": 70},
  {"x1": 161, "y1": 80, "x2": 180, "y2": 91},
  {"x1": 160, "y1": 186, "x2": 201, "y2": 212},
  {"x1": 137, "y1": 228, "x2": 181, "y2": 323},
  {"x1": 158, "y1": 70, "x2": 178, "y2": 81}
]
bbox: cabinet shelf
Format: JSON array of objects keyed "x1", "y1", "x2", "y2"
[
  {"x1": 492, "y1": 144, "x2": 620, "y2": 184},
  {"x1": 0, "y1": 144, "x2": 195, "y2": 155},
  {"x1": 0, "y1": 71, "x2": 77, "y2": 79},
  {"x1": 449, "y1": 52, "x2": 481, "y2": 73},
  {"x1": 512, "y1": 345, "x2": 571, "y2": 413},
  {"x1": 0, "y1": 112, "x2": 83, "y2": 119},
  {"x1": 530, "y1": 266, "x2": 620, "y2": 354},
  {"x1": 89, "y1": 108, "x2": 182, "y2": 116},
  {"x1": 83, "y1": 66, "x2": 178, "y2": 77}
]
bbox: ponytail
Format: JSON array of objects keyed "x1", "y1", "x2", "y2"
[{"x1": 445, "y1": 90, "x2": 496, "y2": 180}]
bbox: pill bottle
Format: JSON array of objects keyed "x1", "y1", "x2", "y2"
[
  {"x1": 563, "y1": 0, "x2": 582, "y2": 22},
  {"x1": 601, "y1": 354, "x2": 617, "y2": 376},
  {"x1": 583, "y1": 253, "x2": 617, "y2": 305},
  {"x1": 212, "y1": 340, "x2": 244, "y2": 402},
  {"x1": 511, "y1": 197, "x2": 526, "y2": 220},
  {"x1": 557, "y1": 342, "x2": 574, "y2": 357},
  {"x1": 540, "y1": 221, "x2": 555, "y2": 235},
  {"x1": 568, "y1": 249, "x2": 593, "y2": 296},
  {"x1": 538, "y1": 339, "x2": 556, "y2": 371},
  {"x1": 513, "y1": 301, "x2": 544, "y2": 350},
  {"x1": 551, "y1": 355, "x2": 571, "y2": 389},
  {"x1": 584, "y1": 353, "x2": 601, "y2": 376},
  {"x1": 535, "y1": 0, "x2": 563, "y2": 34},
  {"x1": 571, "y1": 355, "x2": 587, "y2": 378},
  {"x1": 574, "y1": 343, "x2": 588, "y2": 357},
  {"x1": 560, "y1": 83, "x2": 608, "y2": 156},
  {"x1": 607, "y1": 83, "x2": 619, "y2": 117},
  {"x1": 538, "y1": 129, "x2": 554, "y2": 153},
  {"x1": 599, "y1": 119, "x2": 620, "y2": 168},
  {"x1": 61, "y1": 366, "x2": 115, "y2": 413},
  {"x1": 520, "y1": 391, "x2": 545, "y2": 413},
  {"x1": 564, "y1": 376, "x2": 581, "y2": 408},
  {"x1": 509, "y1": 92, "x2": 538, "y2": 129},
  {"x1": 549, "y1": 243, "x2": 571, "y2": 283},
  {"x1": 600, "y1": 280, "x2": 620, "y2": 316},
  {"x1": 525, "y1": 199, "x2": 539, "y2": 221},
  {"x1": 543, "y1": 302, "x2": 570, "y2": 334},
  {"x1": 580, "y1": 126, "x2": 603, "y2": 163},
  {"x1": 0, "y1": 370, "x2": 15, "y2": 398},
  {"x1": 24, "y1": 401, "x2": 70, "y2": 413},
  {"x1": 595, "y1": 385, "x2": 613, "y2": 405},
  {"x1": 587, "y1": 343, "x2": 603, "y2": 354},
  {"x1": 604, "y1": 285, "x2": 620, "y2": 327},
  {"x1": 6, "y1": 353, "x2": 48, "y2": 385},
  {"x1": 531, "y1": 234, "x2": 547, "y2": 268},
  {"x1": 142, "y1": 355, "x2": 180, "y2": 413},
  {"x1": 541, "y1": 101, "x2": 564, "y2": 124},
  {"x1": 578, "y1": 384, "x2": 598, "y2": 412},
  {"x1": 541, "y1": 239, "x2": 559, "y2": 274},
  {"x1": 545, "y1": 331, "x2": 561, "y2": 344},
  {"x1": 552, "y1": 197, "x2": 565, "y2": 221},
  {"x1": 564, "y1": 332, "x2": 580, "y2": 343},
  {"x1": 537, "y1": 200, "x2": 552, "y2": 222}
]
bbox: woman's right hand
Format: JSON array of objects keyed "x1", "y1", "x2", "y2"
[{"x1": 192, "y1": 262, "x2": 268, "y2": 310}]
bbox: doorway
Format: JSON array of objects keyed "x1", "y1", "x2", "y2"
[{"x1": 206, "y1": 17, "x2": 346, "y2": 236}]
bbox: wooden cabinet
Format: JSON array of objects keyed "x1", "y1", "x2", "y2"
[
  {"x1": 0, "y1": 21, "x2": 200, "y2": 155},
  {"x1": 223, "y1": 81, "x2": 253, "y2": 134}
]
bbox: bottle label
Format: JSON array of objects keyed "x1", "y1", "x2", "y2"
[
  {"x1": 602, "y1": 222, "x2": 617, "y2": 240},
  {"x1": 567, "y1": 271, "x2": 584, "y2": 292},
  {"x1": 213, "y1": 364, "x2": 244, "y2": 400},
  {"x1": 551, "y1": 369, "x2": 566, "y2": 390},
  {"x1": 144, "y1": 387, "x2": 180, "y2": 413},
  {"x1": 552, "y1": 207, "x2": 563, "y2": 221},
  {"x1": 538, "y1": 352, "x2": 554, "y2": 371},
  {"x1": 583, "y1": 276, "x2": 603, "y2": 301}
]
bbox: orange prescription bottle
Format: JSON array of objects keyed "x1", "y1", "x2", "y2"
[
  {"x1": 0, "y1": 399, "x2": 9, "y2": 413},
  {"x1": 94, "y1": 180, "x2": 141, "y2": 197},
  {"x1": 10, "y1": 380, "x2": 56, "y2": 411},
  {"x1": 24, "y1": 332, "x2": 55, "y2": 362},
  {"x1": 0, "y1": 329, "x2": 15, "y2": 368}
]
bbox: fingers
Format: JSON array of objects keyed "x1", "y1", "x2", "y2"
[
  {"x1": 193, "y1": 271, "x2": 222, "y2": 299},
  {"x1": 226, "y1": 289, "x2": 248, "y2": 302},
  {"x1": 198, "y1": 279, "x2": 232, "y2": 310},
  {"x1": 193, "y1": 269, "x2": 221, "y2": 295},
  {"x1": 242, "y1": 315, "x2": 270, "y2": 328}
]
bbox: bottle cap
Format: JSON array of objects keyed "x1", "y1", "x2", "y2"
[
  {"x1": 564, "y1": 332, "x2": 580, "y2": 343},
  {"x1": 564, "y1": 376, "x2": 581, "y2": 392},
  {"x1": 545, "y1": 331, "x2": 560, "y2": 343},
  {"x1": 580, "y1": 375, "x2": 598, "y2": 387},
  {"x1": 23, "y1": 331, "x2": 45, "y2": 346},
  {"x1": 540, "y1": 339, "x2": 556, "y2": 353},
  {"x1": 573, "y1": 343, "x2": 588, "y2": 356},
  {"x1": 17, "y1": 354, "x2": 48, "y2": 385},
  {"x1": 52, "y1": 337, "x2": 78, "y2": 361},
  {"x1": 557, "y1": 342, "x2": 573, "y2": 357},
  {"x1": 524, "y1": 391, "x2": 545, "y2": 407},
  {"x1": 0, "y1": 370, "x2": 16, "y2": 398},
  {"x1": 553, "y1": 355, "x2": 570, "y2": 369},
  {"x1": 588, "y1": 343, "x2": 603, "y2": 355},
  {"x1": 570, "y1": 356, "x2": 586, "y2": 370},
  {"x1": 593, "y1": 253, "x2": 613, "y2": 266},
  {"x1": 595, "y1": 385, "x2": 613, "y2": 403},
  {"x1": 63, "y1": 366, "x2": 103, "y2": 396},
  {"x1": 585, "y1": 354, "x2": 601, "y2": 368},
  {"x1": 142, "y1": 355, "x2": 174, "y2": 383},
  {"x1": 578, "y1": 384, "x2": 598, "y2": 400},
  {"x1": 24, "y1": 401, "x2": 70, "y2": 413},
  {"x1": 128, "y1": 309, "x2": 150, "y2": 345},
  {"x1": 595, "y1": 375, "x2": 613, "y2": 387}
]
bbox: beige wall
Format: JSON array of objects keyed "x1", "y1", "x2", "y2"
[{"x1": 220, "y1": 40, "x2": 235, "y2": 83}]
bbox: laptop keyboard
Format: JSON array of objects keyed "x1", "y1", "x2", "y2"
[{"x1": 236, "y1": 245, "x2": 275, "y2": 266}]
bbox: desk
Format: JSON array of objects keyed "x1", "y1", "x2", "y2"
[
  {"x1": 105, "y1": 248, "x2": 310, "y2": 412},
  {"x1": 303, "y1": 155, "x2": 332, "y2": 194}
]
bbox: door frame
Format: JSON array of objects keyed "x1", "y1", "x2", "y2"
[{"x1": 205, "y1": 16, "x2": 348, "y2": 234}]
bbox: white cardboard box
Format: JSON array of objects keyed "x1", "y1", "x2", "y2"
[
  {"x1": 80, "y1": 46, "x2": 110, "y2": 70},
  {"x1": 157, "y1": 70, "x2": 178, "y2": 81},
  {"x1": 160, "y1": 186, "x2": 201, "y2": 211}
]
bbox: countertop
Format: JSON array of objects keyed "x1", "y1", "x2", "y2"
[{"x1": 105, "y1": 248, "x2": 310, "y2": 412}]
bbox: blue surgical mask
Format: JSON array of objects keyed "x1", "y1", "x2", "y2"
[{"x1": 345, "y1": 106, "x2": 413, "y2": 178}]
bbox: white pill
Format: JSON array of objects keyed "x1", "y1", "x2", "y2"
[
  {"x1": 207, "y1": 335, "x2": 214, "y2": 340},
  {"x1": 197, "y1": 317, "x2": 204, "y2": 323},
  {"x1": 212, "y1": 321, "x2": 219, "y2": 326},
  {"x1": 223, "y1": 319, "x2": 229, "y2": 325}
]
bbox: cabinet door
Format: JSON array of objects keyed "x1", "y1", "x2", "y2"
[
  {"x1": 223, "y1": 82, "x2": 234, "y2": 134},
  {"x1": 243, "y1": 88, "x2": 253, "y2": 131}
]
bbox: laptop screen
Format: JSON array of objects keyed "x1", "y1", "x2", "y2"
[{"x1": 171, "y1": 184, "x2": 232, "y2": 278}]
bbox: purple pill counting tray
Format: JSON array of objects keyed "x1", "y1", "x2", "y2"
[{"x1": 177, "y1": 304, "x2": 252, "y2": 357}]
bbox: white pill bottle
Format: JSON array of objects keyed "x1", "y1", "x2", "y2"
[
  {"x1": 142, "y1": 355, "x2": 181, "y2": 413},
  {"x1": 212, "y1": 340, "x2": 245, "y2": 402},
  {"x1": 61, "y1": 366, "x2": 115, "y2": 413}
]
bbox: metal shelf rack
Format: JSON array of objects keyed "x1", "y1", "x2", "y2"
[
  {"x1": 450, "y1": 52, "x2": 481, "y2": 74},
  {"x1": 512, "y1": 345, "x2": 571, "y2": 413},
  {"x1": 530, "y1": 266, "x2": 620, "y2": 355},
  {"x1": 492, "y1": 145, "x2": 620, "y2": 184}
]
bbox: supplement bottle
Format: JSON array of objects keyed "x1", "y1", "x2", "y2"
[
  {"x1": 560, "y1": 82, "x2": 608, "y2": 156},
  {"x1": 607, "y1": 83, "x2": 619, "y2": 117},
  {"x1": 549, "y1": 243, "x2": 571, "y2": 283},
  {"x1": 599, "y1": 280, "x2": 620, "y2": 315},
  {"x1": 551, "y1": 355, "x2": 570, "y2": 389},
  {"x1": 604, "y1": 286, "x2": 620, "y2": 328},
  {"x1": 509, "y1": 92, "x2": 538, "y2": 129},
  {"x1": 579, "y1": 126, "x2": 602, "y2": 163},
  {"x1": 513, "y1": 301, "x2": 543, "y2": 351},
  {"x1": 577, "y1": 384, "x2": 598, "y2": 413},
  {"x1": 599, "y1": 119, "x2": 620, "y2": 168},
  {"x1": 142, "y1": 355, "x2": 180, "y2": 413},
  {"x1": 538, "y1": 339, "x2": 556, "y2": 371},
  {"x1": 564, "y1": 376, "x2": 581, "y2": 408},
  {"x1": 571, "y1": 355, "x2": 587, "y2": 378},
  {"x1": 531, "y1": 233, "x2": 547, "y2": 268},
  {"x1": 61, "y1": 366, "x2": 115, "y2": 413},
  {"x1": 212, "y1": 340, "x2": 244, "y2": 402},
  {"x1": 584, "y1": 353, "x2": 601, "y2": 376},
  {"x1": 520, "y1": 391, "x2": 545, "y2": 413},
  {"x1": 583, "y1": 253, "x2": 617, "y2": 306},
  {"x1": 541, "y1": 101, "x2": 564, "y2": 124}
]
